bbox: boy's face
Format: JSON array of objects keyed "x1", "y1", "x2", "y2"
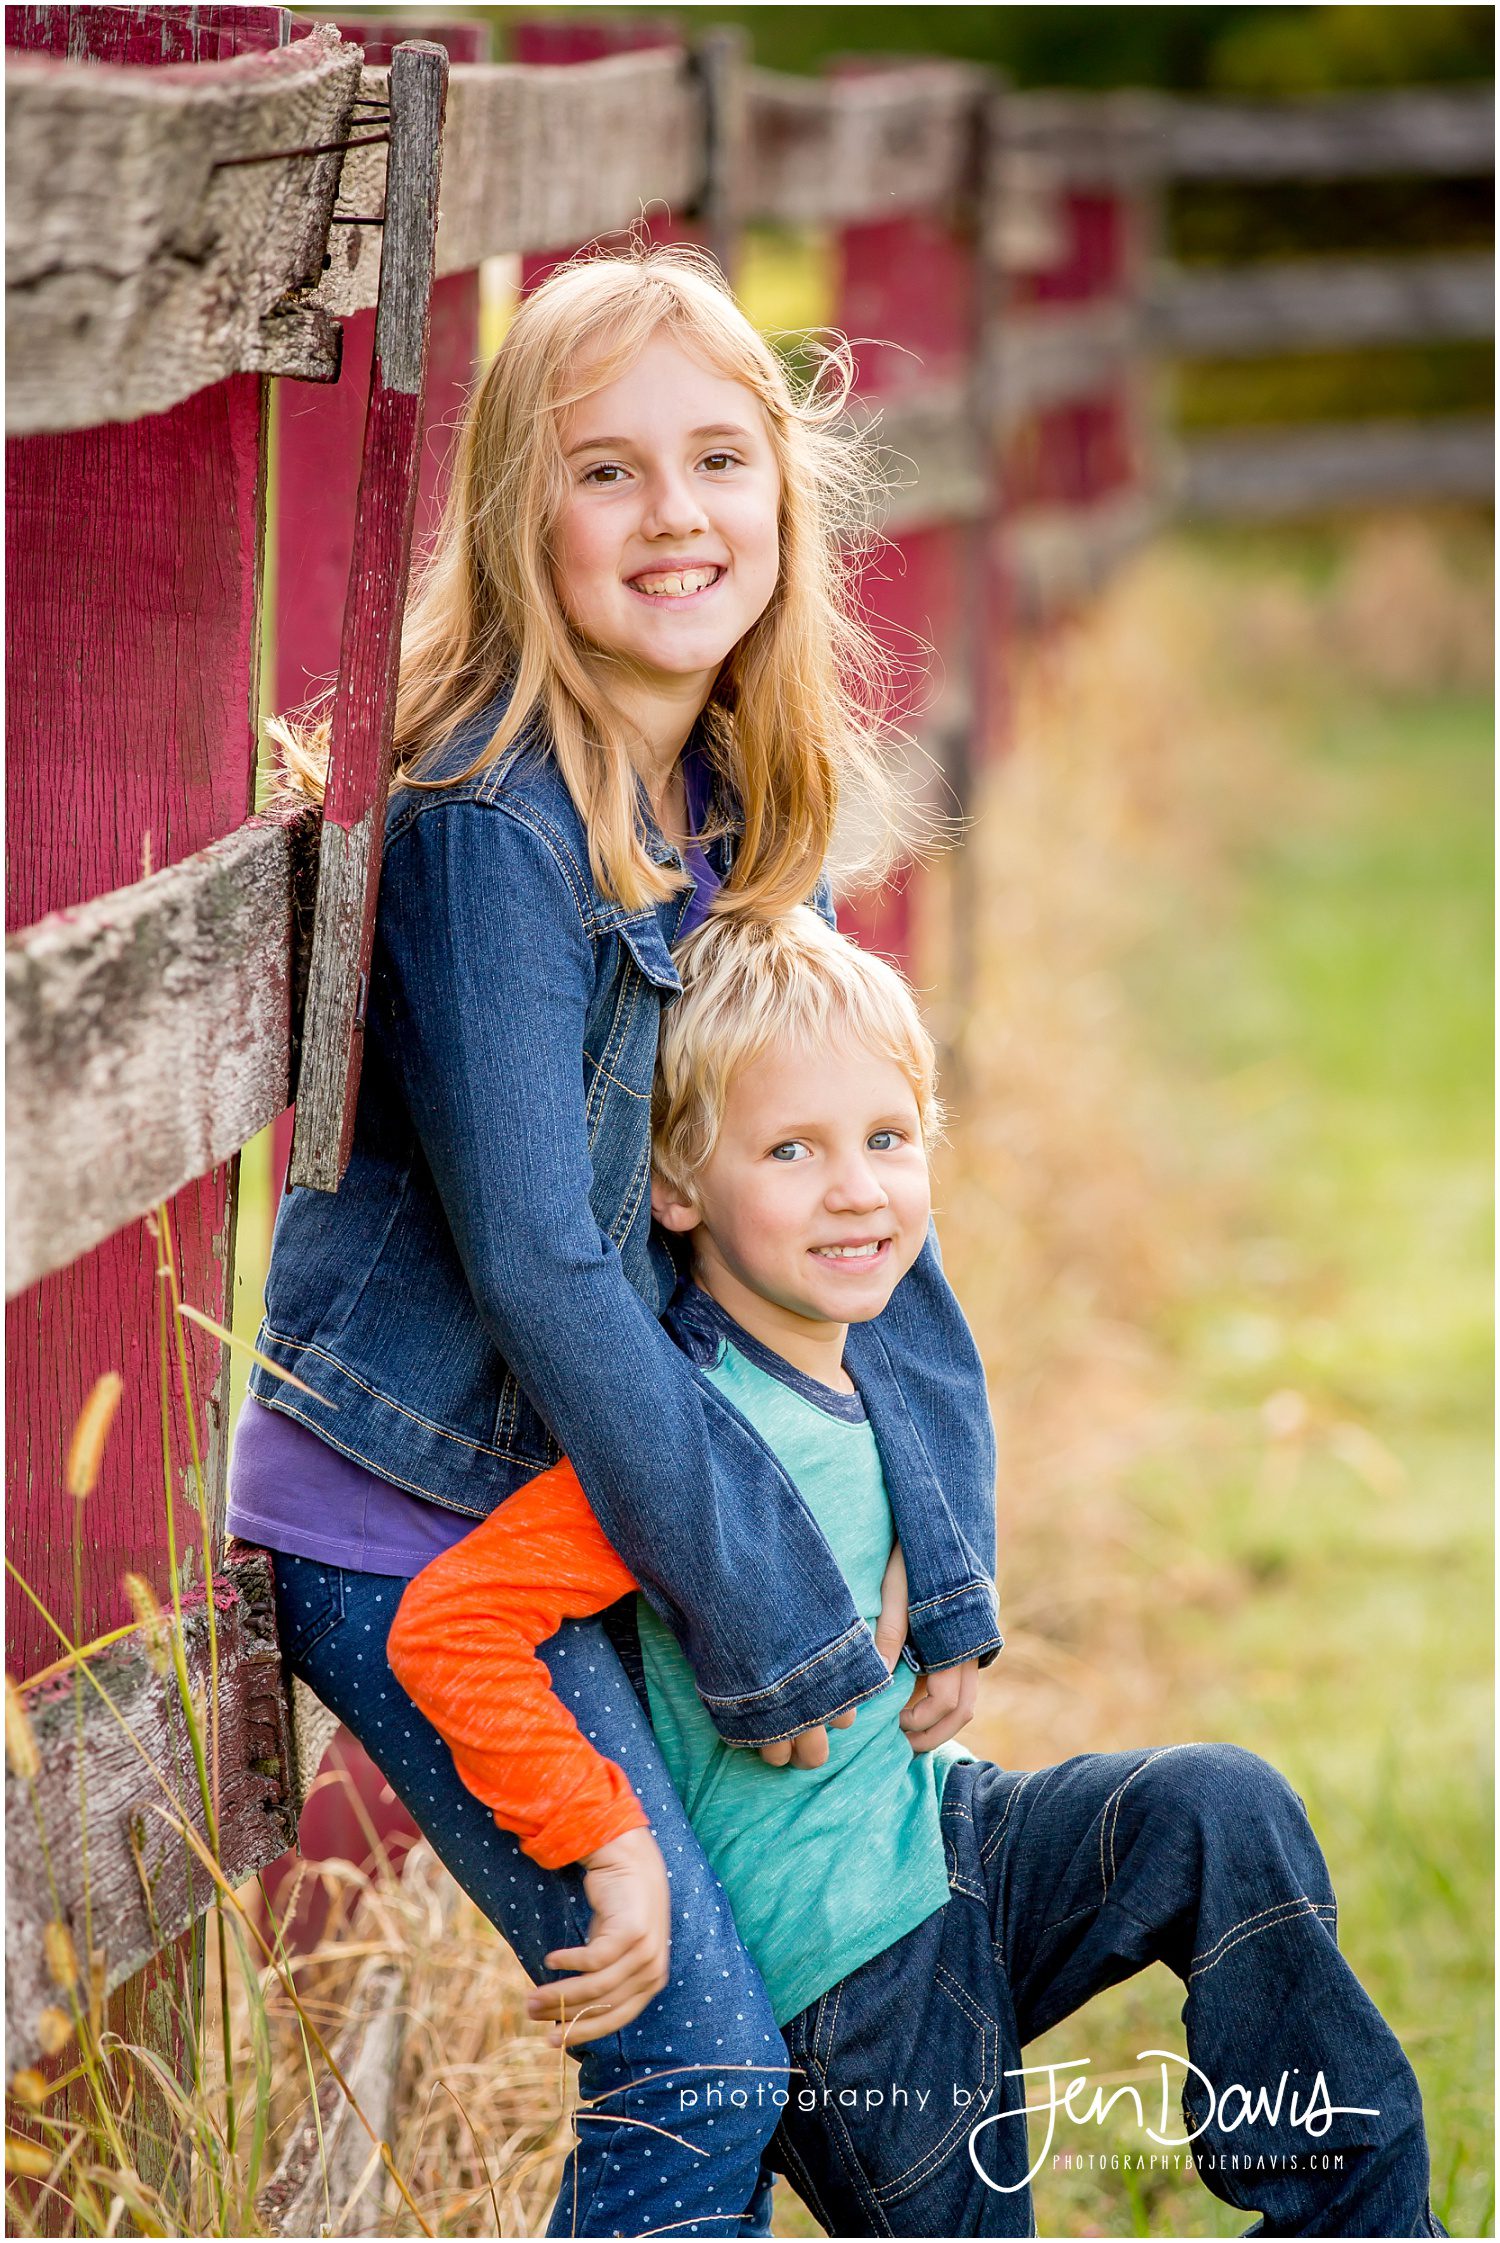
[{"x1": 655, "y1": 1032, "x2": 932, "y2": 1334}]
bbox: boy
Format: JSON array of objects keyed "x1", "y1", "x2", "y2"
[{"x1": 389, "y1": 910, "x2": 1442, "y2": 2238}]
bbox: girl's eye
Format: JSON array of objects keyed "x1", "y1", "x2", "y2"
[
  {"x1": 768, "y1": 1141, "x2": 812, "y2": 1163},
  {"x1": 700, "y1": 452, "x2": 739, "y2": 473},
  {"x1": 581, "y1": 462, "x2": 627, "y2": 485},
  {"x1": 867, "y1": 1129, "x2": 904, "y2": 1152}
]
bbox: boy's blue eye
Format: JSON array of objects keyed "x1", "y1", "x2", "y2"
[
  {"x1": 868, "y1": 1130, "x2": 902, "y2": 1151},
  {"x1": 769, "y1": 1142, "x2": 811, "y2": 1162}
]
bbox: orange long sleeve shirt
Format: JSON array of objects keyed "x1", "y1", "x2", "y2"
[{"x1": 385, "y1": 1460, "x2": 651, "y2": 1870}]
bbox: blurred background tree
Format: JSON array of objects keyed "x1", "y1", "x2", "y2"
[{"x1": 475, "y1": 4, "x2": 1493, "y2": 88}]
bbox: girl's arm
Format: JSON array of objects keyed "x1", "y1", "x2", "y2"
[
  {"x1": 376, "y1": 798, "x2": 895, "y2": 1746},
  {"x1": 385, "y1": 1460, "x2": 646, "y2": 1868}
]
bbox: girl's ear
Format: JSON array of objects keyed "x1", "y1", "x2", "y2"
[{"x1": 651, "y1": 1170, "x2": 701, "y2": 1234}]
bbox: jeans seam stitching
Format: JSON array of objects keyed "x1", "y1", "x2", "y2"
[
  {"x1": 980, "y1": 1767, "x2": 1035, "y2": 1866},
  {"x1": 874, "y1": 1965, "x2": 997, "y2": 2194},
  {"x1": 1101, "y1": 1745, "x2": 1188, "y2": 1893},
  {"x1": 1188, "y1": 1897, "x2": 1338, "y2": 1982},
  {"x1": 1190, "y1": 1890, "x2": 1335, "y2": 1972}
]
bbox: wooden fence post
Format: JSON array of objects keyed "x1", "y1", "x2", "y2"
[
  {"x1": 4, "y1": 0, "x2": 282, "y2": 1678},
  {"x1": 826, "y1": 62, "x2": 991, "y2": 979},
  {"x1": 288, "y1": 40, "x2": 450, "y2": 1192},
  {"x1": 992, "y1": 95, "x2": 1165, "y2": 621}
]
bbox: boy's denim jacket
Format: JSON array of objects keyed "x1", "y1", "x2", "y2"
[{"x1": 251, "y1": 692, "x2": 1002, "y2": 1746}]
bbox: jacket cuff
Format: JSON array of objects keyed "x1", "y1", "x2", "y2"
[
  {"x1": 905, "y1": 1579, "x2": 1003, "y2": 1674},
  {"x1": 522, "y1": 1791, "x2": 651, "y2": 1873},
  {"x1": 696, "y1": 1619, "x2": 895, "y2": 1748}
]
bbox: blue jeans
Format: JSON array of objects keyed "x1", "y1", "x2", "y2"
[
  {"x1": 770, "y1": 1750, "x2": 1444, "y2": 2238},
  {"x1": 273, "y1": 1555, "x2": 787, "y2": 2238}
]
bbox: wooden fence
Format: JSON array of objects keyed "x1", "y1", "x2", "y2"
[{"x1": 5, "y1": 0, "x2": 1493, "y2": 2113}]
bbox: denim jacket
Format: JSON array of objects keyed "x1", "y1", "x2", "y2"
[{"x1": 251, "y1": 691, "x2": 1001, "y2": 1745}]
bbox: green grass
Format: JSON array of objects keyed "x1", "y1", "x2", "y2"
[
  {"x1": 1043, "y1": 627, "x2": 1493, "y2": 2236},
  {"x1": 889, "y1": 531, "x2": 1494, "y2": 2242}
]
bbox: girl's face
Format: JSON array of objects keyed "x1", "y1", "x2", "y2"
[{"x1": 552, "y1": 331, "x2": 781, "y2": 701}]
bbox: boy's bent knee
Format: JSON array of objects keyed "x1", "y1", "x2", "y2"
[{"x1": 1135, "y1": 1742, "x2": 1320, "y2": 1854}]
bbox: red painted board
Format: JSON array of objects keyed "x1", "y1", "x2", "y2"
[
  {"x1": 1012, "y1": 191, "x2": 1128, "y2": 309},
  {"x1": 1010, "y1": 190, "x2": 1138, "y2": 512},
  {"x1": 5, "y1": 6, "x2": 272, "y2": 1682},
  {"x1": 275, "y1": 273, "x2": 480, "y2": 720},
  {"x1": 834, "y1": 207, "x2": 986, "y2": 967},
  {"x1": 6, "y1": 4, "x2": 286, "y2": 62}
]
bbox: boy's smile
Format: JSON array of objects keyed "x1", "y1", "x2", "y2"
[{"x1": 652, "y1": 1033, "x2": 931, "y2": 1388}]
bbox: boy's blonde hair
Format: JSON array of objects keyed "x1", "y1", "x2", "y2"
[
  {"x1": 273, "y1": 241, "x2": 916, "y2": 916},
  {"x1": 652, "y1": 908, "x2": 942, "y2": 1199}
]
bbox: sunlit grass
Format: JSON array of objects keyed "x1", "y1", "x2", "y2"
[{"x1": 910, "y1": 509, "x2": 1491, "y2": 2239}]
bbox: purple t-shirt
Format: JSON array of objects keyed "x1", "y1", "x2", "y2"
[{"x1": 227, "y1": 751, "x2": 722, "y2": 1578}]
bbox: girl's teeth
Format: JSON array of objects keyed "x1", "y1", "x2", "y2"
[{"x1": 633, "y1": 568, "x2": 719, "y2": 598}]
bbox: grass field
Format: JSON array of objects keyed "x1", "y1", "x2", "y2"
[
  {"x1": 872, "y1": 513, "x2": 1492, "y2": 2240},
  {"x1": 214, "y1": 514, "x2": 1491, "y2": 2238}
]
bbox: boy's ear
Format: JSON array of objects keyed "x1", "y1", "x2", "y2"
[{"x1": 650, "y1": 1169, "x2": 702, "y2": 1234}]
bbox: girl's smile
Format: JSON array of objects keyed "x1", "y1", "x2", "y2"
[{"x1": 553, "y1": 332, "x2": 781, "y2": 731}]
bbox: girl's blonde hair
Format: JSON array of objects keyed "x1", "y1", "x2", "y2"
[
  {"x1": 652, "y1": 907, "x2": 942, "y2": 1200},
  {"x1": 271, "y1": 241, "x2": 915, "y2": 916}
]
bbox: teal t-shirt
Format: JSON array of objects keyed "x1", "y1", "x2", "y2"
[{"x1": 636, "y1": 1325, "x2": 964, "y2": 2027}]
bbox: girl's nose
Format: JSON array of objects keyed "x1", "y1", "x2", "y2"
[{"x1": 641, "y1": 472, "x2": 711, "y2": 540}]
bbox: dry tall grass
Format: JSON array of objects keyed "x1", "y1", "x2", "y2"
[{"x1": 228, "y1": 510, "x2": 1489, "y2": 2238}]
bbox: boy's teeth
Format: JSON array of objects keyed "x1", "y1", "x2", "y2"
[
  {"x1": 818, "y1": 1242, "x2": 882, "y2": 1259},
  {"x1": 633, "y1": 568, "x2": 719, "y2": 597}
]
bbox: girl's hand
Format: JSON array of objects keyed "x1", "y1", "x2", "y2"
[
  {"x1": 899, "y1": 1658, "x2": 980, "y2": 1753},
  {"x1": 526, "y1": 1825, "x2": 671, "y2": 2047}
]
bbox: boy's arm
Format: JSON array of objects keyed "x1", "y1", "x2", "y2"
[{"x1": 386, "y1": 1461, "x2": 649, "y2": 1871}]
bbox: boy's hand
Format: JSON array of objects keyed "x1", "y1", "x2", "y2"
[
  {"x1": 756, "y1": 1710, "x2": 855, "y2": 1769},
  {"x1": 873, "y1": 1541, "x2": 909, "y2": 1673},
  {"x1": 757, "y1": 1542, "x2": 911, "y2": 1768},
  {"x1": 900, "y1": 1658, "x2": 980, "y2": 1753},
  {"x1": 525, "y1": 1825, "x2": 670, "y2": 2047}
]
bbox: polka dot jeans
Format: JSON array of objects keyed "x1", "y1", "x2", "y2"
[{"x1": 275, "y1": 1555, "x2": 787, "y2": 2238}]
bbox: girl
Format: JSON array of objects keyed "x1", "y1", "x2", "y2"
[{"x1": 230, "y1": 245, "x2": 1001, "y2": 2237}]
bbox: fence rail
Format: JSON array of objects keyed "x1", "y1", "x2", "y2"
[{"x1": 4, "y1": 10, "x2": 1493, "y2": 2149}]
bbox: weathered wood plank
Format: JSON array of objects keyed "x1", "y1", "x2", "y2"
[
  {"x1": 1163, "y1": 84, "x2": 1496, "y2": 181},
  {"x1": 313, "y1": 50, "x2": 705, "y2": 317},
  {"x1": 259, "y1": 1958, "x2": 409, "y2": 2236},
  {"x1": 290, "y1": 43, "x2": 447, "y2": 1194},
  {"x1": 5, "y1": 24, "x2": 365, "y2": 434},
  {"x1": 5, "y1": 811, "x2": 318, "y2": 1300},
  {"x1": 1158, "y1": 250, "x2": 1494, "y2": 358},
  {"x1": 871, "y1": 379, "x2": 989, "y2": 532},
  {"x1": 4, "y1": 1552, "x2": 298, "y2": 2075},
  {"x1": 1179, "y1": 415, "x2": 1496, "y2": 517},
  {"x1": 993, "y1": 299, "x2": 1141, "y2": 429},
  {"x1": 746, "y1": 62, "x2": 987, "y2": 227},
  {"x1": 995, "y1": 90, "x2": 1165, "y2": 192},
  {"x1": 1006, "y1": 487, "x2": 1162, "y2": 620}
]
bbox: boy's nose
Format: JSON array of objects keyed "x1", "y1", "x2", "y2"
[{"x1": 824, "y1": 1161, "x2": 889, "y2": 1214}]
